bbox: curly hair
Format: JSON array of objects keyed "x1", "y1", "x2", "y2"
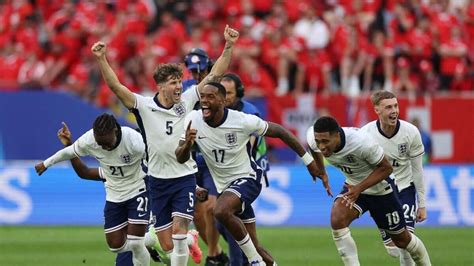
[
  {"x1": 93, "y1": 113, "x2": 117, "y2": 136},
  {"x1": 152, "y1": 63, "x2": 183, "y2": 84}
]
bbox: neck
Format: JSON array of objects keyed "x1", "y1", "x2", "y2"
[
  {"x1": 157, "y1": 93, "x2": 173, "y2": 108},
  {"x1": 380, "y1": 122, "x2": 397, "y2": 137},
  {"x1": 208, "y1": 109, "x2": 225, "y2": 127}
]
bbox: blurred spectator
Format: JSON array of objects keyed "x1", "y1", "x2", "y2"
[
  {"x1": 393, "y1": 57, "x2": 419, "y2": 97},
  {"x1": 411, "y1": 117, "x2": 432, "y2": 164},
  {"x1": 438, "y1": 26, "x2": 467, "y2": 90},
  {"x1": 418, "y1": 60, "x2": 441, "y2": 94}
]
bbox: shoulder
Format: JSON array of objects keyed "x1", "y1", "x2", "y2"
[
  {"x1": 122, "y1": 127, "x2": 143, "y2": 139},
  {"x1": 360, "y1": 120, "x2": 377, "y2": 132},
  {"x1": 399, "y1": 120, "x2": 420, "y2": 134}
]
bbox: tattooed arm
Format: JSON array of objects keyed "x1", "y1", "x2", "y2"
[{"x1": 197, "y1": 25, "x2": 240, "y2": 92}]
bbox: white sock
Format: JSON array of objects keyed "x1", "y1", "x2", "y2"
[
  {"x1": 186, "y1": 232, "x2": 194, "y2": 246},
  {"x1": 400, "y1": 248, "x2": 415, "y2": 266},
  {"x1": 332, "y1": 228, "x2": 360, "y2": 266},
  {"x1": 404, "y1": 233, "x2": 431, "y2": 266},
  {"x1": 127, "y1": 235, "x2": 150, "y2": 266},
  {"x1": 171, "y1": 234, "x2": 189, "y2": 266},
  {"x1": 144, "y1": 230, "x2": 157, "y2": 248},
  {"x1": 109, "y1": 240, "x2": 132, "y2": 253},
  {"x1": 385, "y1": 244, "x2": 400, "y2": 258},
  {"x1": 236, "y1": 234, "x2": 262, "y2": 262}
]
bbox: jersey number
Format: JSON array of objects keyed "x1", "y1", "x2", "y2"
[
  {"x1": 136, "y1": 196, "x2": 148, "y2": 212},
  {"x1": 212, "y1": 149, "x2": 225, "y2": 163},
  {"x1": 110, "y1": 166, "x2": 124, "y2": 176},
  {"x1": 403, "y1": 204, "x2": 416, "y2": 220},
  {"x1": 166, "y1": 121, "x2": 173, "y2": 135},
  {"x1": 392, "y1": 159, "x2": 400, "y2": 167},
  {"x1": 338, "y1": 165, "x2": 353, "y2": 174},
  {"x1": 385, "y1": 211, "x2": 401, "y2": 227},
  {"x1": 188, "y1": 192, "x2": 194, "y2": 208}
]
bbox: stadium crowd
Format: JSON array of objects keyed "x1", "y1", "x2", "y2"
[{"x1": 0, "y1": 0, "x2": 473, "y2": 108}]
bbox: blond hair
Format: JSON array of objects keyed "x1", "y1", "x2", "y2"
[{"x1": 370, "y1": 90, "x2": 396, "y2": 106}]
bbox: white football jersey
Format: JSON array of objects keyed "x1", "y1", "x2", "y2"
[
  {"x1": 306, "y1": 126, "x2": 393, "y2": 195},
  {"x1": 183, "y1": 109, "x2": 268, "y2": 193},
  {"x1": 132, "y1": 86, "x2": 199, "y2": 179},
  {"x1": 360, "y1": 120, "x2": 424, "y2": 190},
  {"x1": 73, "y1": 127, "x2": 146, "y2": 202}
]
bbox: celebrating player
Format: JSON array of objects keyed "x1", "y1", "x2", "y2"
[
  {"x1": 361, "y1": 90, "x2": 427, "y2": 265},
  {"x1": 307, "y1": 116, "x2": 431, "y2": 266},
  {"x1": 35, "y1": 114, "x2": 152, "y2": 266}
]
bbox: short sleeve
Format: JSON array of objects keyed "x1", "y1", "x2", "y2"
[
  {"x1": 133, "y1": 93, "x2": 145, "y2": 109},
  {"x1": 410, "y1": 127, "x2": 425, "y2": 158},
  {"x1": 306, "y1": 126, "x2": 320, "y2": 152},
  {"x1": 361, "y1": 136, "x2": 385, "y2": 166},
  {"x1": 129, "y1": 129, "x2": 145, "y2": 155},
  {"x1": 243, "y1": 113, "x2": 268, "y2": 136}
]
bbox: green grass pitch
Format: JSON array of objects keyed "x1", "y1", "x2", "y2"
[{"x1": 0, "y1": 226, "x2": 472, "y2": 265}]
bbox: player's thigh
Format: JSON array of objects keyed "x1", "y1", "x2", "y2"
[
  {"x1": 331, "y1": 198, "x2": 361, "y2": 229},
  {"x1": 215, "y1": 191, "x2": 244, "y2": 217},
  {"x1": 104, "y1": 201, "x2": 129, "y2": 248},
  {"x1": 387, "y1": 228, "x2": 412, "y2": 248},
  {"x1": 368, "y1": 192, "x2": 407, "y2": 236},
  {"x1": 220, "y1": 177, "x2": 262, "y2": 216}
]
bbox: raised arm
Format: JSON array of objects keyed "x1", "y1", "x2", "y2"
[
  {"x1": 91, "y1": 42, "x2": 135, "y2": 109},
  {"x1": 175, "y1": 121, "x2": 197, "y2": 164},
  {"x1": 197, "y1": 25, "x2": 240, "y2": 91},
  {"x1": 265, "y1": 122, "x2": 332, "y2": 195}
]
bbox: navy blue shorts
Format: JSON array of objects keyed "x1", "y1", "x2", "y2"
[
  {"x1": 224, "y1": 176, "x2": 262, "y2": 223},
  {"x1": 103, "y1": 190, "x2": 150, "y2": 234},
  {"x1": 336, "y1": 185, "x2": 406, "y2": 235},
  {"x1": 195, "y1": 154, "x2": 218, "y2": 196},
  {"x1": 148, "y1": 174, "x2": 196, "y2": 232}
]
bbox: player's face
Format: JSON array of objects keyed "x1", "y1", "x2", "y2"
[
  {"x1": 221, "y1": 79, "x2": 237, "y2": 108},
  {"x1": 159, "y1": 76, "x2": 183, "y2": 104},
  {"x1": 314, "y1": 131, "x2": 340, "y2": 157},
  {"x1": 376, "y1": 98, "x2": 399, "y2": 127},
  {"x1": 200, "y1": 85, "x2": 225, "y2": 122},
  {"x1": 94, "y1": 129, "x2": 117, "y2": 151}
]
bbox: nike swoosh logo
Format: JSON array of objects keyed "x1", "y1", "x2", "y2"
[
  {"x1": 186, "y1": 208, "x2": 193, "y2": 212},
  {"x1": 95, "y1": 157, "x2": 104, "y2": 159},
  {"x1": 151, "y1": 108, "x2": 158, "y2": 112},
  {"x1": 198, "y1": 136, "x2": 207, "y2": 139},
  {"x1": 138, "y1": 213, "x2": 147, "y2": 217}
]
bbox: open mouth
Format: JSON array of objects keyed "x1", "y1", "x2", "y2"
[
  {"x1": 389, "y1": 114, "x2": 398, "y2": 123},
  {"x1": 201, "y1": 106, "x2": 211, "y2": 117}
]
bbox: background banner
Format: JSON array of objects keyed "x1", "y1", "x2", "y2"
[{"x1": 1, "y1": 164, "x2": 472, "y2": 226}]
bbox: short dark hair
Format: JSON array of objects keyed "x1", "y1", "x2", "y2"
[
  {"x1": 370, "y1": 90, "x2": 396, "y2": 106},
  {"x1": 153, "y1": 63, "x2": 183, "y2": 84},
  {"x1": 205, "y1": 82, "x2": 226, "y2": 98},
  {"x1": 93, "y1": 114, "x2": 117, "y2": 136},
  {"x1": 313, "y1": 116, "x2": 340, "y2": 133}
]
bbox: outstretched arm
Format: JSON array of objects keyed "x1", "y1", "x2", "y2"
[
  {"x1": 91, "y1": 42, "x2": 135, "y2": 109},
  {"x1": 265, "y1": 122, "x2": 332, "y2": 195},
  {"x1": 175, "y1": 121, "x2": 197, "y2": 164},
  {"x1": 197, "y1": 25, "x2": 239, "y2": 91}
]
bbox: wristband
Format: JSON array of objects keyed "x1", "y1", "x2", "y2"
[{"x1": 301, "y1": 152, "x2": 314, "y2": 166}]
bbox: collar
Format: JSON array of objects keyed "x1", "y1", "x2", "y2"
[
  {"x1": 376, "y1": 119, "x2": 400, "y2": 139},
  {"x1": 206, "y1": 108, "x2": 229, "y2": 128},
  {"x1": 153, "y1": 93, "x2": 173, "y2": 110}
]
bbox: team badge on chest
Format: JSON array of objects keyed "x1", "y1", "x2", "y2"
[
  {"x1": 398, "y1": 143, "x2": 408, "y2": 156},
  {"x1": 121, "y1": 154, "x2": 132, "y2": 164},
  {"x1": 225, "y1": 133, "x2": 237, "y2": 145},
  {"x1": 173, "y1": 103, "x2": 186, "y2": 117},
  {"x1": 345, "y1": 155, "x2": 355, "y2": 163}
]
